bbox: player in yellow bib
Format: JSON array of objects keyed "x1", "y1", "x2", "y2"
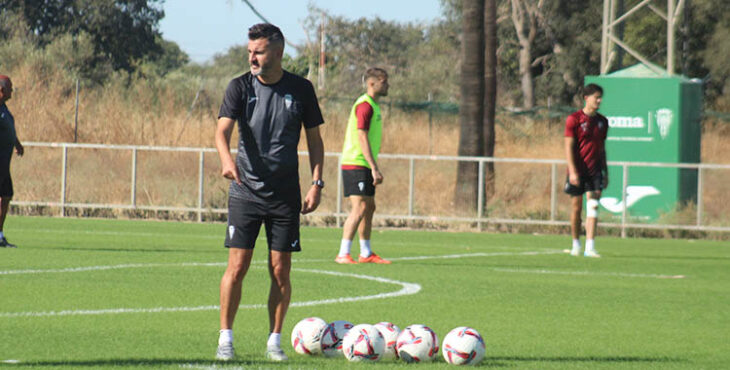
[{"x1": 336, "y1": 68, "x2": 391, "y2": 264}]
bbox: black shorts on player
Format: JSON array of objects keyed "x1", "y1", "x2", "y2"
[
  {"x1": 342, "y1": 168, "x2": 375, "y2": 197},
  {"x1": 225, "y1": 196, "x2": 302, "y2": 252},
  {"x1": 0, "y1": 173, "x2": 13, "y2": 197},
  {"x1": 564, "y1": 172, "x2": 605, "y2": 196}
]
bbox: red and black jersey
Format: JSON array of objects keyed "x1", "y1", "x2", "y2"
[{"x1": 564, "y1": 110, "x2": 608, "y2": 176}]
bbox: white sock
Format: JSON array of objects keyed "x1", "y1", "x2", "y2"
[
  {"x1": 267, "y1": 333, "x2": 281, "y2": 348},
  {"x1": 571, "y1": 239, "x2": 581, "y2": 250},
  {"x1": 585, "y1": 239, "x2": 595, "y2": 252},
  {"x1": 359, "y1": 239, "x2": 372, "y2": 258},
  {"x1": 219, "y1": 329, "x2": 233, "y2": 345},
  {"x1": 339, "y1": 239, "x2": 352, "y2": 257}
]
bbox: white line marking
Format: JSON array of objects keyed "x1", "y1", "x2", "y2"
[
  {"x1": 1, "y1": 360, "x2": 21, "y2": 364},
  {"x1": 492, "y1": 267, "x2": 686, "y2": 279},
  {"x1": 0, "y1": 268, "x2": 421, "y2": 318},
  {"x1": 0, "y1": 251, "x2": 558, "y2": 275}
]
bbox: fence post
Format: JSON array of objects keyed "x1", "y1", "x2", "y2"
[
  {"x1": 60, "y1": 145, "x2": 68, "y2": 217},
  {"x1": 696, "y1": 167, "x2": 703, "y2": 226},
  {"x1": 550, "y1": 162, "x2": 557, "y2": 221},
  {"x1": 198, "y1": 151, "x2": 205, "y2": 222},
  {"x1": 408, "y1": 158, "x2": 415, "y2": 217},
  {"x1": 477, "y1": 160, "x2": 485, "y2": 231},
  {"x1": 131, "y1": 148, "x2": 137, "y2": 208},
  {"x1": 621, "y1": 164, "x2": 629, "y2": 238}
]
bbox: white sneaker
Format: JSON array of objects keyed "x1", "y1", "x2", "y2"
[
  {"x1": 265, "y1": 345, "x2": 288, "y2": 362},
  {"x1": 570, "y1": 248, "x2": 581, "y2": 256},
  {"x1": 584, "y1": 250, "x2": 601, "y2": 258},
  {"x1": 216, "y1": 342, "x2": 235, "y2": 361}
]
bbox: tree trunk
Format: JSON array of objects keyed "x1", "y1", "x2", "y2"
[
  {"x1": 511, "y1": 0, "x2": 539, "y2": 109},
  {"x1": 455, "y1": 0, "x2": 485, "y2": 213},
  {"x1": 484, "y1": 0, "x2": 497, "y2": 200}
]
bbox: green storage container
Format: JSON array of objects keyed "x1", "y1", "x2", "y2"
[{"x1": 585, "y1": 63, "x2": 702, "y2": 222}]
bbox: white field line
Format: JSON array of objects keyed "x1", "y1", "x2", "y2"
[
  {"x1": 0, "y1": 251, "x2": 560, "y2": 275},
  {"x1": 12, "y1": 226, "x2": 547, "y2": 250},
  {"x1": 0, "y1": 267, "x2": 421, "y2": 318},
  {"x1": 491, "y1": 267, "x2": 686, "y2": 279}
]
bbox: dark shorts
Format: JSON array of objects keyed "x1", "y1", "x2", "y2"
[
  {"x1": 0, "y1": 174, "x2": 12, "y2": 197},
  {"x1": 343, "y1": 168, "x2": 375, "y2": 197},
  {"x1": 225, "y1": 196, "x2": 301, "y2": 252},
  {"x1": 564, "y1": 172, "x2": 605, "y2": 196}
]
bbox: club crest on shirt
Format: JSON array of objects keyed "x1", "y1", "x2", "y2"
[{"x1": 284, "y1": 94, "x2": 293, "y2": 109}]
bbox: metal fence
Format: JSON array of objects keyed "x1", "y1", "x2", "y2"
[{"x1": 12, "y1": 142, "x2": 730, "y2": 236}]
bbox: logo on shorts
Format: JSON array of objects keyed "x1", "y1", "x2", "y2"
[
  {"x1": 291, "y1": 239, "x2": 299, "y2": 248},
  {"x1": 358, "y1": 182, "x2": 365, "y2": 192},
  {"x1": 228, "y1": 225, "x2": 235, "y2": 239}
]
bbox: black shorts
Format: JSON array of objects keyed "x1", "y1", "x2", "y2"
[
  {"x1": 342, "y1": 168, "x2": 375, "y2": 197},
  {"x1": 0, "y1": 174, "x2": 13, "y2": 197},
  {"x1": 564, "y1": 172, "x2": 605, "y2": 196},
  {"x1": 225, "y1": 196, "x2": 301, "y2": 252}
]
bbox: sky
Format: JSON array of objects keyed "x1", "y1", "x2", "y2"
[{"x1": 159, "y1": 0, "x2": 444, "y2": 64}]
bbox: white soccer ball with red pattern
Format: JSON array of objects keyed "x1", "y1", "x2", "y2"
[
  {"x1": 342, "y1": 324, "x2": 386, "y2": 362},
  {"x1": 395, "y1": 324, "x2": 440, "y2": 363},
  {"x1": 374, "y1": 322, "x2": 401, "y2": 360},
  {"x1": 290, "y1": 317, "x2": 327, "y2": 355},
  {"x1": 442, "y1": 327, "x2": 486, "y2": 366},
  {"x1": 320, "y1": 320, "x2": 354, "y2": 357}
]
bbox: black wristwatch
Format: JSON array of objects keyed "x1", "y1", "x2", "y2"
[{"x1": 312, "y1": 179, "x2": 325, "y2": 188}]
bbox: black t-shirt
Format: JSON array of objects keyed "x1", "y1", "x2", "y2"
[{"x1": 218, "y1": 71, "x2": 324, "y2": 203}]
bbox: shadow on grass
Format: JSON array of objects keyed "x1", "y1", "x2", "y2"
[
  {"x1": 487, "y1": 355, "x2": 685, "y2": 364},
  {"x1": 0, "y1": 357, "x2": 272, "y2": 368}
]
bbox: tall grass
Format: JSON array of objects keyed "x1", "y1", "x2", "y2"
[{"x1": 3, "y1": 62, "x2": 730, "y2": 236}]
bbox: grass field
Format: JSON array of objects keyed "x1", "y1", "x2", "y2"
[{"x1": 1, "y1": 216, "x2": 728, "y2": 369}]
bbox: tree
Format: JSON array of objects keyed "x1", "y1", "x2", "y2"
[
  {"x1": 455, "y1": 0, "x2": 485, "y2": 211},
  {"x1": 510, "y1": 0, "x2": 543, "y2": 109},
  {"x1": 0, "y1": 0, "x2": 166, "y2": 72},
  {"x1": 484, "y1": 0, "x2": 497, "y2": 198}
]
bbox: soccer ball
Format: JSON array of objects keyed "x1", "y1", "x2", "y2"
[
  {"x1": 395, "y1": 324, "x2": 439, "y2": 363},
  {"x1": 320, "y1": 320, "x2": 354, "y2": 357},
  {"x1": 291, "y1": 317, "x2": 327, "y2": 355},
  {"x1": 374, "y1": 322, "x2": 401, "y2": 360},
  {"x1": 442, "y1": 327, "x2": 486, "y2": 366},
  {"x1": 342, "y1": 324, "x2": 386, "y2": 362}
]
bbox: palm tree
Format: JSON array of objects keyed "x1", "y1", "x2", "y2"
[
  {"x1": 484, "y1": 0, "x2": 497, "y2": 199},
  {"x1": 455, "y1": 0, "x2": 485, "y2": 212}
]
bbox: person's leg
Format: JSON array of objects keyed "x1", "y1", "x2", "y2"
[
  {"x1": 584, "y1": 190, "x2": 602, "y2": 257},
  {"x1": 356, "y1": 196, "x2": 389, "y2": 264},
  {"x1": 357, "y1": 196, "x2": 376, "y2": 241},
  {"x1": 569, "y1": 194, "x2": 583, "y2": 256},
  {"x1": 220, "y1": 248, "x2": 254, "y2": 330},
  {"x1": 0, "y1": 196, "x2": 9, "y2": 233},
  {"x1": 267, "y1": 250, "x2": 292, "y2": 335},
  {"x1": 337, "y1": 196, "x2": 366, "y2": 263}
]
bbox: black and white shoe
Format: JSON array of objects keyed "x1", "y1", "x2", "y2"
[{"x1": 0, "y1": 237, "x2": 16, "y2": 248}]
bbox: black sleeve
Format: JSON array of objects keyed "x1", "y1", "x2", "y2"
[
  {"x1": 300, "y1": 79, "x2": 324, "y2": 129},
  {"x1": 218, "y1": 78, "x2": 244, "y2": 120}
]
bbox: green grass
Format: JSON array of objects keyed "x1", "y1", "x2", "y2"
[{"x1": 1, "y1": 216, "x2": 728, "y2": 369}]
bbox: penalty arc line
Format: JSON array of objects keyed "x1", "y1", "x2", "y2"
[{"x1": 0, "y1": 267, "x2": 421, "y2": 318}]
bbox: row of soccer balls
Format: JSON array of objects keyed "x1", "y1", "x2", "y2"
[{"x1": 291, "y1": 317, "x2": 486, "y2": 366}]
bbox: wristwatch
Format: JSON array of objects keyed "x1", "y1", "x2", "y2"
[{"x1": 312, "y1": 179, "x2": 325, "y2": 188}]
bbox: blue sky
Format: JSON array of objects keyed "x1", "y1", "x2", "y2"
[{"x1": 159, "y1": 0, "x2": 444, "y2": 63}]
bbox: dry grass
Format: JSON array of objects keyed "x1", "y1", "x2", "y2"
[{"x1": 5, "y1": 69, "x2": 730, "y2": 235}]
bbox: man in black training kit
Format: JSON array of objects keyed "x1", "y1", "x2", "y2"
[{"x1": 214, "y1": 23, "x2": 325, "y2": 362}]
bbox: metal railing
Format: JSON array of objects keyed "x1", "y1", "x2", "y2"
[{"x1": 13, "y1": 142, "x2": 730, "y2": 236}]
